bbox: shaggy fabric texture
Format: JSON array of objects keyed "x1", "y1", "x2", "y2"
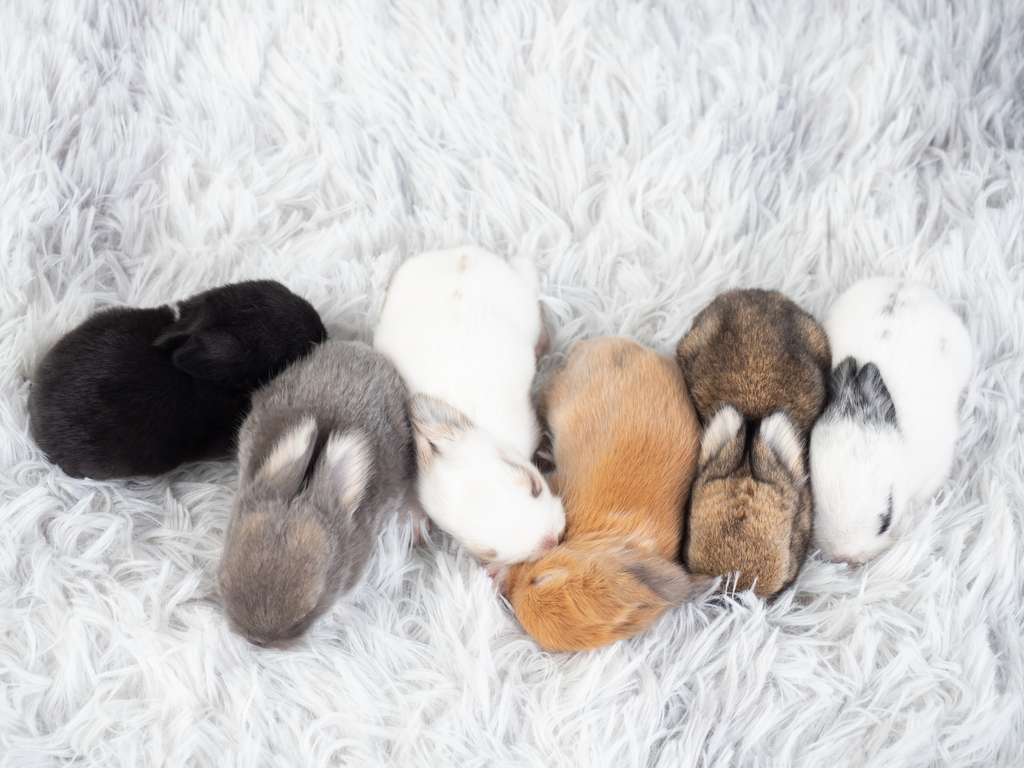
[{"x1": 2, "y1": 1, "x2": 1023, "y2": 765}]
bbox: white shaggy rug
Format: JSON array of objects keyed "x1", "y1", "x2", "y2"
[{"x1": 2, "y1": 1, "x2": 1023, "y2": 765}]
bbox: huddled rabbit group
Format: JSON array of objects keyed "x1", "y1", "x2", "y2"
[{"x1": 28, "y1": 249, "x2": 973, "y2": 651}]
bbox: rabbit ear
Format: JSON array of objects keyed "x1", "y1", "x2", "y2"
[
  {"x1": 409, "y1": 394, "x2": 473, "y2": 466},
  {"x1": 535, "y1": 362, "x2": 564, "y2": 422},
  {"x1": 855, "y1": 363, "x2": 898, "y2": 426},
  {"x1": 155, "y1": 305, "x2": 248, "y2": 383},
  {"x1": 758, "y1": 411, "x2": 804, "y2": 478},
  {"x1": 625, "y1": 554, "x2": 715, "y2": 606},
  {"x1": 699, "y1": 405, "x2": 744, "y2": 468},
  {"x1": 173, "y1": 331, "x2": 248, "y2": 382},
  {"x1": 254, "y1": 418, "x2": 319, "y2": 497},
  {"x1": 828, "y1": 356, "x2": 858, "y2": 399},
  {"x1": 316, "y1": 431, "x2": 372, "y2": 513}
]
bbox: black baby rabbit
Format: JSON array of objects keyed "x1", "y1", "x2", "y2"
[{"x1": 29, "y1": 280, "x2": 327, "y2": 479}]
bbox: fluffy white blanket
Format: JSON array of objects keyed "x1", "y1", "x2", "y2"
[{"x1": 2, "y1": 1, "x2": 1022, "y2": 765}]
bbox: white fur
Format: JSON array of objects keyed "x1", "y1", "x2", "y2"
[
  {"x1": 700, "y1": 404, "x2": 743, "y2": 466},
  {"x1": 3, "y1": 2, "x2": 1021, "y2": 765},
  {"x1": 374, "y1": 249, "x2": 565, "y2": 566},
  {"x1": 810, "y1": 419, "x2": 906, "y2": 564},
  {"x1": 811, "y1": 278, "x2": 973, "y2": 563},
  {"x1": 323, "y1": 431, "x2": 370, "y2": 513},
  {"x1": 412, "y1": 398, "x2": 563, "y2": 571},
  {"x1": 760, "y1": 411, "x2": 804, "y2": 478},
  {"x1": 253, "y1": 417, "x2": 317, "y2": 485},
  {"x1": 375, "y1": 247, "x2": 543, "y2": 454}
]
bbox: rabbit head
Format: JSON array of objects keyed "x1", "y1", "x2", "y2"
[
  {"x1": 810, "y1": 357, "x2": 906, "y2": 564},
  {"x1": 155, "y1": 280, "x2": 327, "y2": 389},
  {"x1": 505, "y1": 533, "x2": 713, "y2": 652},
  {"x1": 685, "y1": 405, "x2": 812, "y2": 598},
  {"x1": 219, "y1": 417, "x2": 373, "y2": 647},
  {"x1": 409, "y1": 394, "x2": 565, "y2": 579}
]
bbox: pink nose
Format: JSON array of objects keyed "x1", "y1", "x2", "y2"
[{"x1": 539, "y1": 534, "x2": 559, "y2": 552}]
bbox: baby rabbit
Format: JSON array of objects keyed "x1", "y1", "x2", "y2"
[
  {"x1": 29, "y1": 280, "x2": 327, "y2": 479},
  {"x1": 504, "y1": 337, "x2": 713, "y2": 652},
  {"x1": 373, "y1": 247, "x2": 565, "y2": 583},
  {"x1": 810, "y1": 278, "x2": 973, "y2": 564},
  {"x1": 218, "y1": 340, "x2": 415, "y2": 647},
  {"x1": 676, "y1": 289, "x2": 831, "y2": 598}
]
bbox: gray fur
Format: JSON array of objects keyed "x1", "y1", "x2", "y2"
[
  {"x1": 824, "y1": 357, "x2": 899, "y2": 428},
  {"x1": 218, "y1": 340, "x2": 415, "y2": 647}
]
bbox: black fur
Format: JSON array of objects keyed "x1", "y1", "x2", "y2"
[
  {"x1": 825, "y1": 357, "x2": 899, "y2": 428},
  {"x1": 28, "y1": 280, "x2": 327, "y2": 479},
  {"x1": 879, "y1": 493, "x2": 894, "y2": 534}
]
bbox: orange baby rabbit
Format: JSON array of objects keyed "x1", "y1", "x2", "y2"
[{"x1": 505, "y1": 337, "x2": 712, "y2": 652}]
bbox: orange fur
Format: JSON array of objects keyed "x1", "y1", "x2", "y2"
[{"x1": 505, "y1": 337, "x2": 711, "y2": 652}]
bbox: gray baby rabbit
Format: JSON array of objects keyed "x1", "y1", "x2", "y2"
[
  {"x1": 676, "y1": 289, "x2": 831, "y2": 598},
  {"x1": 29, "y1": 280, "x2": 327, "y2": 479},
  {"x1": 218, "y1": 340, "x2": 415, "y2": 647}
]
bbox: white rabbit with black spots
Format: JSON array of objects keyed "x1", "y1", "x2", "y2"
[{"x1": 810, "y1": 278, "x2": 973, "y2": 564}]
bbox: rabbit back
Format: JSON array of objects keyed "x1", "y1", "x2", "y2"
[
  {"x1": 676, "y1": 289, "x2": 831, "y2": 433},
  {"x1": 29, "y1": 306, "x2": 246, "y2": 479},
  {"x1": 240, "y1": 339, "x2": 413, "y2": 496},
  {"x1": 505, "y1": 337, "x2": 710, "y2": 652},
  {"x1": 374, "y1": 246, "x2": 542, "y2": 455},
  {"x1": 540, "y1": 336, "x2": 701, "y2": 552}
]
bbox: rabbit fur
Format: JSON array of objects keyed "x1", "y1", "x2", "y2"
[
  {"x1": 373, "y1": 247, "x2": 565, "y2": 581},
  {"x1": 810, "y1": 277, "x2": 973, "y2": 564},
  {"x1": 676, "y1": 289, "x2": 831, "y2": 598},
  {"x1": 505, "y1": 337, "x2": 712, "y2": 652},
  {"x1": 29, "y1": 280, "x2": 327, "y2": 479},
  {"x1": 218, "y1": 340, "x2": 415, "y2": 647}
]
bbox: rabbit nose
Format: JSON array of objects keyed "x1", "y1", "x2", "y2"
[{"x1": 540, "y1": 533, "x2": 559, "y2": 552}]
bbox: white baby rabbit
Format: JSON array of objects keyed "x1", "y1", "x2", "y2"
[
  {"x1": 810, "y1": 278, "x2": 973, "y2": 564},
  {"x1": 373, "y1": 247, "x2": 565, "y2": 582}
]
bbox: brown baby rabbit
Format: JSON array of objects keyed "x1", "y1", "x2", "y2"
[
  {"x1": 676, "y1": 289, "x2": 830, "y2": 598},
  {"x1": 505, "y1": 337, "x2": 712, "y2": 652}
]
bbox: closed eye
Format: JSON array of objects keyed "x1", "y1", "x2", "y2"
[
  {"x1": 528, "y1": 473, "x2": 542, "y2": 498},
  {"x1": 878, "y1": 492, "x2": 893, "y2": 535},
  {"x1": 502, "y1": 456, "x2": 543, "y2": 497}
]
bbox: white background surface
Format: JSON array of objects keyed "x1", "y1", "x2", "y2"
[{"x1": 1, "y1": 1, "x2": 1022, "y2": 765}]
